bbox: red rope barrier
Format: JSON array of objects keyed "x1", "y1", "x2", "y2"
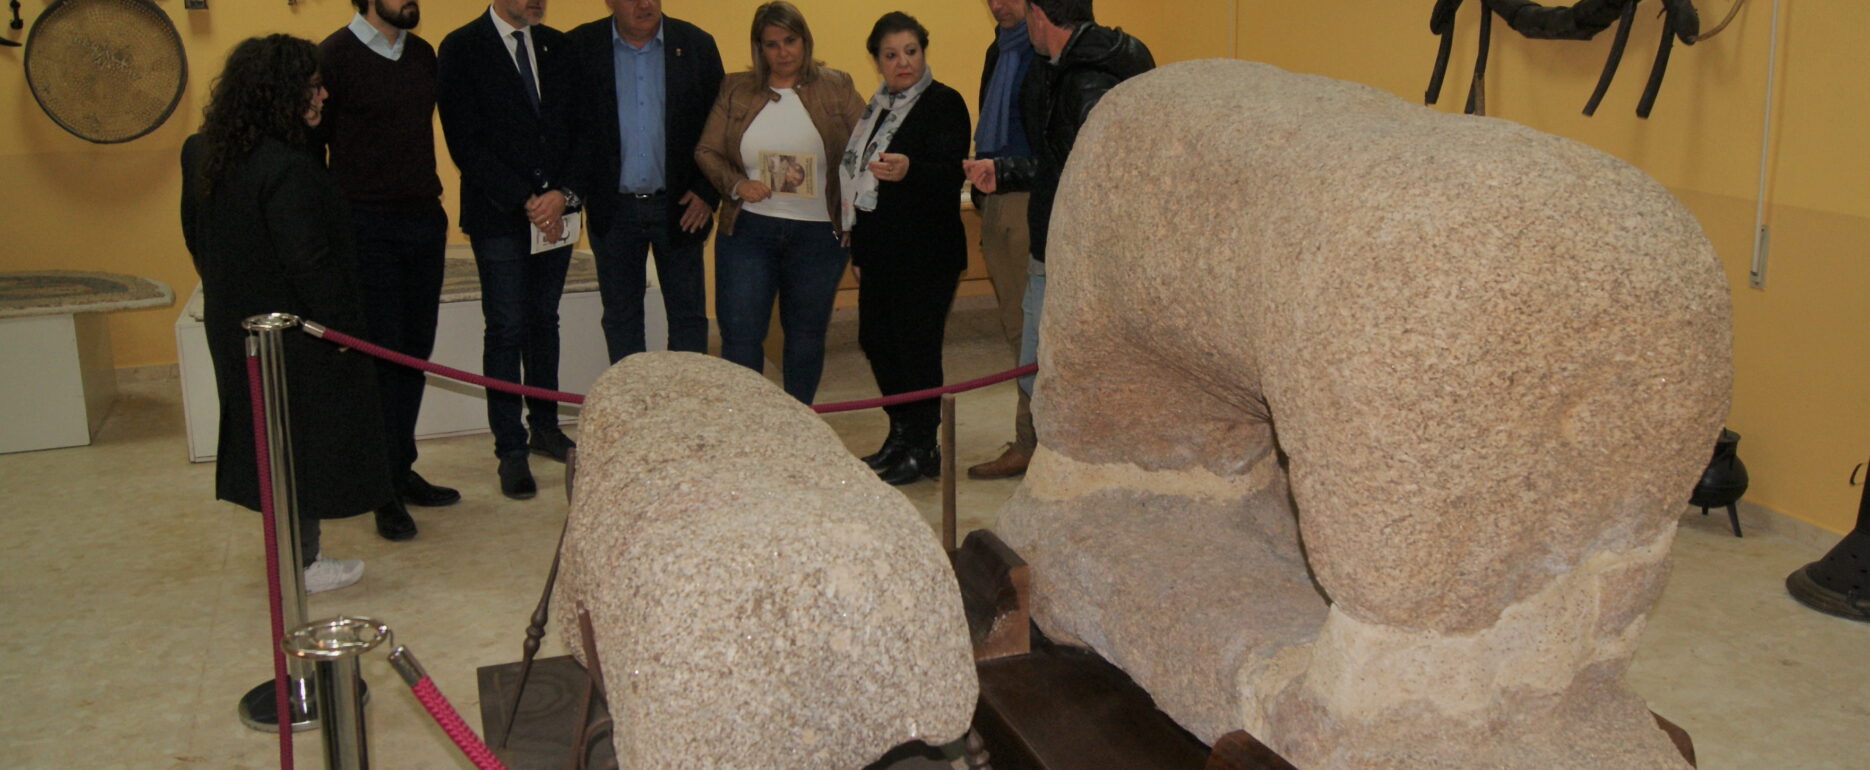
[
  {"x1": 308, "y1": 323, "x2": 587, "y2": 405},
  {"x1": 410, "y1": 677, "x2": 509, "y2": 770},
  {"x1": 246, "y1": 352, "x2": 294, "y2": 770},
  {"x1": 809, "y1": 363, "x2": 1036, "y2": 413},
  {"x1": 299, "y1": 320, "x2": 1031, "y2": 412}
]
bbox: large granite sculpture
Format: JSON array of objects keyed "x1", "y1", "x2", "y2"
[
  {"x1": 555, "y1": 353, "x2": 978, "y2": 768},
  {"x1": 996, "y1": 59, "x2": 1730, "y2": 769}
]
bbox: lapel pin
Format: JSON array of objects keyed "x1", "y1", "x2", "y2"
[{"x1": 676, "y1": 48, "x2": 684, "y2": 57}]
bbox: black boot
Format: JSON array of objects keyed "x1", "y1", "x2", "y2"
[
  {"x1": 374, "y1": 497, "x2": 418, "y2": 542},
  {"x1": 861, "y1": 420, "x2": 909, "y2": 471},
  {"x1": 877, "y1": 442, "x2": 940, "y2": 486}
]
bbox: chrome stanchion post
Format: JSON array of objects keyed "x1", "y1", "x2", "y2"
[
  {"x1": 284, "y1": 617, "x2": 390, "y2": 770},
  {"x1": 237, "y1": 312, "x2": 320, "y2": 733}
]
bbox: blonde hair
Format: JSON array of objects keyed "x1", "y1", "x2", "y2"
[{"x1": 748, "y1": 1, "x2": 822, "y2": 85}]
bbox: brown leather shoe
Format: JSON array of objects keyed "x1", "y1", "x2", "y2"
[{"x1": 967, "y1": 444, "x2": 1031, "y2": 479}]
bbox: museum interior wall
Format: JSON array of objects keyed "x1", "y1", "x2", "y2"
[{"x1": 1, "y1": 0, "x2": 1861, "y2": 534}]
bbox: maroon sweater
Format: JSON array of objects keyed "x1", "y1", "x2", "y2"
[{"x1": 317, "y1": 27, "x2": 443, "y2": 212}]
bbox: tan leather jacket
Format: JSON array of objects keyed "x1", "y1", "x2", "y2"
[{"x1": 695, "y1": 68, "x2": 866, "y2": 236}]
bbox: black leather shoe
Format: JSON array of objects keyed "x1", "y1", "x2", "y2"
[
  {"x1": 528, "y1": 429, "x2": 576, "y2": 463},
  {"x1": 877, "y1": 445, "x2": 940, "y2": 486},
  {"x1": 861, "y1": 423, "x2": 908, "y2": 470},
  {"x1": 499, "y1": 454, "x2": 537, "y2": 500},
  {"x1": 374, "y1": 498, "x2": 418, "y2": 541},
  {"x1": 399, "y1": 471, "x2": 461, "y2": 507}
]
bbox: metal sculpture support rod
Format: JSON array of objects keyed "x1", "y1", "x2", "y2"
[
  {"x1": 237, "y1": 312, "x2": 320, "y2": 734},
  {"x1": 1583, "y1": 0, "x2": 1638, "y2": 115},
  {"x1": 1465, "y1": 6, "x2": 1494, "y2": 115},
  {"x1": 284, "y1": 618, "x2": 392, "y2": 770},
  {"x1": 500, "y1": 521, "x2": 570, "y2": 750},
  {"x1": 1636, "y1": 7, "x2": 1680, "y2": 118}
]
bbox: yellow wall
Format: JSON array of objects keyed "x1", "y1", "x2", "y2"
[
  {"x1": 4, "y1": 1, "x2": 1862, "y2": 531},
  {"x1": 0, "y1": 0, "x2": 998, "y2": 364},
  {"x1": 1098, "y1": 0, "x2": 1867, "y2": 534}
]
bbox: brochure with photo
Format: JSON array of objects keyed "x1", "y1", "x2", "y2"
[{"x1": 759, "y1": 151, "x2": 815, "y2": 197}]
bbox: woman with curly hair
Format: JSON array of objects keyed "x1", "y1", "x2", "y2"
[{"x1": 181, "y1": 34, "x2": 394, "y2": 594}]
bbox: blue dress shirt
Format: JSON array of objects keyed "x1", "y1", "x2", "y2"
[{"x1": 614, "y1": 22, "x2": 666, "y2": 194}]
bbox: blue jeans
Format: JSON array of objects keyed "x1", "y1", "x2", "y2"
[
  {"x1": 590, "y1": 193, "x2": 709, "y2": 362},
  {"x1": 470, "y1": 233, "x2": 572, "y2": 458},
  {"x1": 1017, "y1": 257, "x2": 1046, "y2": 396},
  {"x1": 714, "y1": 210, "x2": 848, "y2": 402}
]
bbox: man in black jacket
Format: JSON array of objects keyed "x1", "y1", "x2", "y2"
[
  {"x1": 567, "y1": 0, "x2": 724, "y2": 362},
  {"x1": 962, "y1": 0, "x2": 1153, "y2": 448},
  {"x1": 437, "y1": 0, "x2": 583, "y2": 500}
]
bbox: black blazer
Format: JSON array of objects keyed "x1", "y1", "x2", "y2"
[
  {"x1": 437, "y1": 13, "x2": 582, "y2": 238},
  {"x1": 179, "y1": 135, "x2": 391, "y2": 518},
  {"x1": 567, "y1": 15, "x2": 724, "y2": 246},
  {"x1": 849, "y1": 80, "x2": 971, "y2": 274}
]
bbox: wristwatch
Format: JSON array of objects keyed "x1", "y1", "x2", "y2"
[{"x1": 559, "y1": 187, "x2": 583, "y2": 211}]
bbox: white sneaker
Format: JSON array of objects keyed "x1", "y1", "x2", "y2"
[{"x1": 303, "y1": 555, "x2": 365, "y2": 594}]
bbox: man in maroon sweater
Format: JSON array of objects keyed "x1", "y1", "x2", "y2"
[{"x1": 319, "y1": 0, "x2": 460, "y2": 542}]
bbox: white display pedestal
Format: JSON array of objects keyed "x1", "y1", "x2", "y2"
[
  {"x1": 0, "y1": 270, "x2": 173, "y2": 454},
  {"x1": 0, "y1": 314, "x2": 118, "y2": 454},
  {"x1": 176, "y1": 247, "x2": 663, "y2": 462}
]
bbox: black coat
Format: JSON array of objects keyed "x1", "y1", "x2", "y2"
[
  {"x1": 437, "y1": 15, "x2": 582, "y2": 237},
  {"x1": 993, "y1": 24, "x2": 1153, "y2": 262},
  {"x1": 849, "y1": 80, "x2": 971, "y2": 275},
  {"x1": 180, "y1": 135, "x2": 392, "y2": 517},
  {"x1": 566, "y1": 15, "x2": 724, "y2": 246}
]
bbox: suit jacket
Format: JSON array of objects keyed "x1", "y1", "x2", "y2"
[
  {"x1": 179, "y1": 135, "x2": 391, "y2": 517},
  {"x1": 849, "y1": 80, "x2": 971, "y2": 275},
  {"x1": 437, "y1": 13, "x2": 582, "y2": 238},
  {"x1": 566, "y1": 15, "x2": 724, "y2": 246}
]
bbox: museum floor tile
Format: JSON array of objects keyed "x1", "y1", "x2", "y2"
[{"x1": 0, "y1": 302, "x2": 1861, "y2": 769}]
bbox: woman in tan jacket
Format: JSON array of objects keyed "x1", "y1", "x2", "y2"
[{"x1": 696, "y1": 0, "x2": 865, "y2": 403}]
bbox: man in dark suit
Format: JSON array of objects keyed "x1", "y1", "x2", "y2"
[
  {"x1": 437, "y1": 0, "x2": 583, "y2": 500},
  {"x1": 568, "y1": 0, "x2": 724, "y2": 362}
]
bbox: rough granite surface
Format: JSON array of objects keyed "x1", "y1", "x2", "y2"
[
  {"x1": 996, "y1": 59, "x2": 1731, "y2": 769},
  {"x1": 555, "y1": 353, "x2": 978, "y2": 769}
]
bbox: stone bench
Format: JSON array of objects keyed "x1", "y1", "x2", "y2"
[{"x1": 0, "y1": 270, "x2": 174, "y2": 453}]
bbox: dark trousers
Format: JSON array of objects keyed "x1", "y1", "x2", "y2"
[
  {"x1": 858, "y1": 262, "x2": 961, "y2": 444},
  {"x1": 469, "y1": 233, "x2": 572, "y2": 458},
  {"x1": 590, "y1": 193, "x2": 709, "y2": 362},
  {"x1": 300, "y1": 515, "x2": 320, "y2": 569},
  {"x1": 714, "y1": 211, "x2": 848, "y2": 403},
  {"x1": 352, "y1": 204, "x2": 449, "y2": 477}
]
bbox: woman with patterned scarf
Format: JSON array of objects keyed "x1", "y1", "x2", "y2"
[{"x1": 839, "y1": 11, "x2": 972, "y2": 485}]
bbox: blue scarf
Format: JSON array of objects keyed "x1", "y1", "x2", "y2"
[{"x1": 975, "y1": 23, "x2": 1033, "y2": 157}]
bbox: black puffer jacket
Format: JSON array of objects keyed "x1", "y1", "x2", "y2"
[{"x1": 993, "y1": 23, "x2": 1153, "y2": 262}]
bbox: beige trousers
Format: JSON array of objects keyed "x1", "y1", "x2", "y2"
[{"x1": 978, "y1": 191, "x2": 1037, "y2": 452}]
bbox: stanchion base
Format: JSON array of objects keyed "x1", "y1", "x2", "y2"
[{"x1": 237, "y1": 678, "x2": 371, "y2": 733}]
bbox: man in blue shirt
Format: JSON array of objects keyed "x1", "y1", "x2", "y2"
[{"x1": 569, "y1": 0, "x2": 724, "y2": 362}]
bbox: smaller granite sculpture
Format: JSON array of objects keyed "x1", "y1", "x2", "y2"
[{"x1": 555, "y1": 353, "x2": 978, "y2": 768}]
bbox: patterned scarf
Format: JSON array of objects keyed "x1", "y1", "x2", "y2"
[{"x1": 839, "y1": 65, "x2": 935, "y2": 230}]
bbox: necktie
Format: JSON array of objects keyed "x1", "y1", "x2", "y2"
[{"x1": 512, "y1": 30, "x2": 541, "y2": 113}]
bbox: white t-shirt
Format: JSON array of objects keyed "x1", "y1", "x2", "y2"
[{"x1": 738, "y1": 88, "x2": 829, "y2": 223}]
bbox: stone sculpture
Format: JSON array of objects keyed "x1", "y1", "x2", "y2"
[
  {"x1": 555, "y1": 353, "x2": 978, "y2": 768},
  {"x1": 997, "y1": 59, "x2": 1730, "y2": 769}
]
